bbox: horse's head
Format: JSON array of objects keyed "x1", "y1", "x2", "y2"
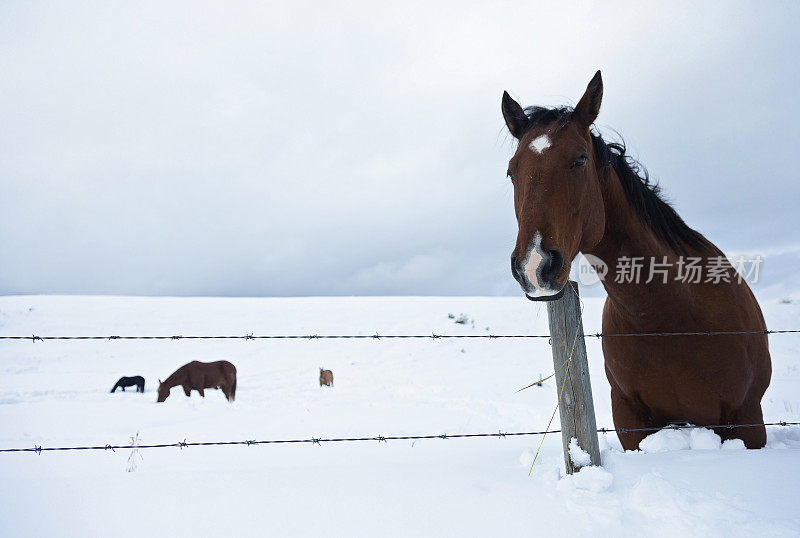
[
  {"x1": 502, "y1": 71, "x2": 606, "y2": 300},
  {"x1": 156, "y1": 379, "x2": 169, "y2": 402}
]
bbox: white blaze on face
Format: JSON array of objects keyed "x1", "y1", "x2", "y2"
[
  {"x1": 522, "y1": 232, "x2": 545, "y2": 292},
  {"x1": 520, "y1": 232, "x2": 561, "y2": 298},
  {"x1": 529, "y1": 134, "x2": 551, "y2": 154}
]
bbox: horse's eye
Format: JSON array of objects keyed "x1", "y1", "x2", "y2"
[
  {"x1": 507, "y1": 169, "x2": 514, "y2": 180},
  {"x1": 572, "y1": 155, "x2": 588, "y2": 168}
]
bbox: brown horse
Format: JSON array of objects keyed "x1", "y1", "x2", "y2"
[
  {"x1": 319, "y1": 368, "x2": 333, "y2": 387},
  {"x1": 501, "y1": 71, "x2": 771, "y2": 449},
  {"x1": 156, "y1": 360, "x2": 237, "y2": 402}
]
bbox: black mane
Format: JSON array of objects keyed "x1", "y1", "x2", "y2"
[{"x1": 522, "y1": 105, "x2": 708, "y2": 253}]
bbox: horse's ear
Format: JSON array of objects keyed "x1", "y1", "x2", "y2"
[
  {"x1": 502, "y1": 91, "x2": 528, "y2": 139},
  {"x1": 574, "y1": 70, "x2": 603, "y2": 127},
  {"x1": 158, "y1": 379, "x2": 162, "y2": 385}
]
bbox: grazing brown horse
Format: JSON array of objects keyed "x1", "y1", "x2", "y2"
[
  {"x1": 319, "y1": 368, "x2": 333, "y2": 387},
  {"x1": 156, "y1": 360, "x2": 237, "y2": 402},
  {"x1": 501, "y1": 71, "x2": 771, "y2": 449}
]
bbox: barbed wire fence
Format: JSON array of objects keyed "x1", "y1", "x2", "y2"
[
  {"x1": 1, "y1": 325, "x2": 798, "y2": 457},
  {"x1": 1, "y1": 328, "x2": 799, "y2": 341},
  {"x1": 2, "y1": 421, "x2": 798, "y2": 455}
]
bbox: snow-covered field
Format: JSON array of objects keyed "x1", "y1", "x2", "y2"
[{"x1": 1, "y1": 294, "x2": 799, "y2": 537}]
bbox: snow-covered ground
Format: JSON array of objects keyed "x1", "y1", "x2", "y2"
[{"x1": 1, "y1": 294, "x2": 799, "y2": 537}]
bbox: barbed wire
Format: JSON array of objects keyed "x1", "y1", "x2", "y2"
[
  {"x1": 0, "y1": 329, "x2": 798, "y2": 342},
  {"x1": 2, "y1": 421, "x2": 797, "y2": 454}
]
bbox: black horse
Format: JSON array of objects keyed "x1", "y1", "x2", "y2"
[{"x1": 111, "y1": 376, "x2": 145, "y2": 393}]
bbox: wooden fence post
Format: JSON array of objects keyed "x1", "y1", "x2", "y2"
[{"x1": 546, "y1": 280, "x2": 601, "y2": 474}]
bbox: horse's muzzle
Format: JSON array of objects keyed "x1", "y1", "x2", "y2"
[
  {"x1": 512, "y1": 248, "x2": 565, "y2": 301},
  {"x1": 525, "y1": 286, "x2": 565, "y2": 301}
]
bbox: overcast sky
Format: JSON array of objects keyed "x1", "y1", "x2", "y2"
[{"x1": 1, "y1": 1, "x2": 798, "y2": 297}]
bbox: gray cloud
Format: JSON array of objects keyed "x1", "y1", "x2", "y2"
[{"x1": 1, "y1": 1, "x2": 798, "y2": 296}]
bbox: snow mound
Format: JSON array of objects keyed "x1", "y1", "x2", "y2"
[
  {"x1": 519, "y1": 447, "x2": 535, "y2": 469},
  {"x1": 721, "y1": 438, "x2": 746, "y2": 450},
  {"x1": 639, "y1": 427, "x2": 724, "y2": 453},
  {"x1": 568, "y1": 436, "x2": 592, "y2": 467},
  {"x1": 767, "y1": 426, "x2": 800, "y2": 449},
  {"x1": 558, "y1": 465, "x2": 614, "y2": 493}
]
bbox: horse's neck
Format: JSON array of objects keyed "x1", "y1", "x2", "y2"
[
  {"x1": 162, "y1": 369, "x2": 185, "y2": 388},
  {"x1": 584, "y1": 168, "x2": 716, "y2": 328}
]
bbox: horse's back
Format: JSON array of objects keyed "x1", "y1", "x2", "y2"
[
  {"x1": 198, "y1": 360, "x2": 236, "y2": 382},
  {"x1": 211, "y1": 360, "x2": 236, "y2": 376}
]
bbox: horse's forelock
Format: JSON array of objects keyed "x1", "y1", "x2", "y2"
[{"x1": 520, "y1": 106, "x2": 573, "y2": 136}]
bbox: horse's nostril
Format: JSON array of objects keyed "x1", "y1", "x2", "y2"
[
  {"x1": 547, "y1": 248, "x2": 563, "y2": 269},
  {"x1": 540, "y1": 248, "x2": 563, "y2": 286},
  {"x1": 511, "y1": 255, "x2": 521, "y2": 280}
]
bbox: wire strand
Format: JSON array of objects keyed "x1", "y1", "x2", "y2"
[
  {"x1": 2, "y1": 422, "x2": 796, "y2": 454},
  {"x1": 0, "y1": 329, "x2": 798, "y2": 341}
]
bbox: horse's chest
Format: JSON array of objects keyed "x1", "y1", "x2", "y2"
[{"x1": 602, "y1": 338, "x2": 685, "y2": 392}]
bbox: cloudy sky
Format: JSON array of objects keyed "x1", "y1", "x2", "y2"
[{"x1": 1, "y1": 1, "x2": 798, "y2": 297}]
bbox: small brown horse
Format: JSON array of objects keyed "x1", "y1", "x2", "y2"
[
  {"x1": 157, "y1": 360, "x2": 237, "y2": 402},
  {"x1": 319, "y1": 368, "x2": 333, "y2": 387},
  {"x1": 502, "y1": 71, "x2": 771, "y2": 449}
]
